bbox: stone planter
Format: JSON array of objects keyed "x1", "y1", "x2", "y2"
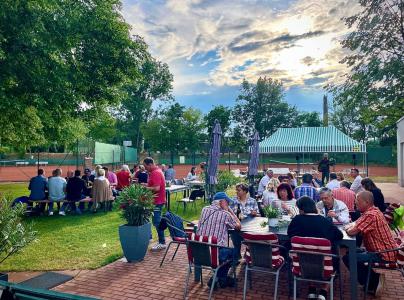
[
  {"x1": 119, "y1": 223, "x2": 151, "y2": 263},
  {"x1": 268, "y1": 218, "x2": 279, "y2": 227}
]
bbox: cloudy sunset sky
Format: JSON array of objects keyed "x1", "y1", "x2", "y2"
[{"x1": 121, "y1": 0, "x2": 360, "y2": 113}]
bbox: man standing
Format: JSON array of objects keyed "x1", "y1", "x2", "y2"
[
  {"x1": 47, "y1": 168, "x2": 66, "y2": 216},
  {"x1": 350, "y1": 168, "x2": 364, "y2": 194},
  {"x1": 197, "y1": 192, "x2": 241, "y2": 288},
  {"x1": 344, "y1": 191, "x2": 398, "y2": 296},
  {"x1": 317, "y1": 153, "x2": 330, "y2": 185},
  {"x1": 316, "y1": 187, "x2": 350, "y2": 224},
  {"x1": 333, "y1": 181, "x2": 356, "y2": 212},
  {"x1": 143, "y1": 157, "x2": 166, "y2": 251},
  {"x1": 326, "y1": 173, "x2": 340, "y2": 190},
  {"x1": 257, "y1": 169, "x2": 274, "y2": 196},
  {"x1": 294, "y1": 173, "x2": 320, "y2": 202}
]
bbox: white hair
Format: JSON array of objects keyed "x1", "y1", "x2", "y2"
[{"x1": 122, "y1": 164, "x2": 130, "y2": 172}]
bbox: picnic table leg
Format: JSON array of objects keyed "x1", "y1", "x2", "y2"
[{"x1": 167, "y1": 192, "x2": 171, "y2": 211}]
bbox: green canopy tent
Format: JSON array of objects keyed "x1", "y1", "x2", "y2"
[{"x1": 259, "y1": 126, "x2": 367, "y2": 175}]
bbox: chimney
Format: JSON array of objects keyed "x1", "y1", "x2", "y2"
[{"x1": 323, "y1": 95, "x2": 328, "y2": 127}]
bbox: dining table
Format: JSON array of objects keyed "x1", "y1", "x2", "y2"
[{"x1": 165, "y1": 184, "x2": 190, "y2": 211}]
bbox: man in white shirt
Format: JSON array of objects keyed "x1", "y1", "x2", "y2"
[
  {"x1": 350, "y1": 168, "x2": 363, "y2": 194},
  {"x1": 47, "y1": 168, "x2": 67, "y2": 216},
  {"x1": 257, "y1": 169, "x2": 273, "y2": 195},
  {"x1": 316, "y1": 187, "x2": 350, "y2": 224},
  {"x1": 326, "y1": 173, "x2": 340, "y2": 190}
]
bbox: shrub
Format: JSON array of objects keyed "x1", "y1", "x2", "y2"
[
  {"x1": 115, "y1": 184, "x2": 155, "y2": 226},
  {"x1": 216, "y1": 170, "x2": 240, "y2": 192},
  {"x1": 0, "y1": 194, "x2": 36, "y2": 265},
  {"x1": 262, "y1": 205, "x2": 280, "y2": 219}
]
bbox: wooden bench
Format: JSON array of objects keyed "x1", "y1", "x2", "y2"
[
  {"x1": 15, "y1": 161, "x2": 29, "y2": 166},
  {"x1": 34, "y1": 161, "x2": 49, "y2": 166},
  {"x1": 0, "y1": 280, "x2": 99, "y2": 299},
  {"x1": 29, "y1": 197, "x2": 93, "y2": 204}
]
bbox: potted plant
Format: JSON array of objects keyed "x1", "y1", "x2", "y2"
[
  {"x1": 115, "y1": 184, "x2": 154, "y2": 262},
  {"x1": 262, "y1": 205, "x2": 280, "y2": 227},
  {"x1": 0, "y1": 194, "x2": 36, "y2": 281}
]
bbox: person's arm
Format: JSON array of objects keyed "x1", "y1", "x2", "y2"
[
  {"x1": 336, "y1": 203, "x2": 350, "y2": 224},
  {"x1": 28, "y1": 179, "x2": 32, "y2": 191},
  {"x1": 145, "y1": 172, "x2": 161, "y2": 193},
  {"x1": 350, "y1": 177, "x2": 360, "y2": 193},
  {"x1": 221, "y1": 200, "x2": 241, "y2": 230}
]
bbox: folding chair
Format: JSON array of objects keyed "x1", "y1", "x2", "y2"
[
  {"x1": 242, "y1": 233, "x2": 286, "y2": 300},
  {"x1": 363, "y1": 244, "x2": 404, "y2": 299},
  {"x1": 184, "y1": 234, "x2": 237, "y2": 300},
  {"x1": 159, "y1": 213, "x2": 195, "y2": 268},
  {"x1": 289, "y1": 236, "x2": 342, "y2": 300}
]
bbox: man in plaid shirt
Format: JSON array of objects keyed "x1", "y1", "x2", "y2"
[
  {"x1": 294, "y1": 173, "x2": 320, "y2": 202},
  {"x1": 344, "y1": 191, "x2": 398, "y2": 296}
]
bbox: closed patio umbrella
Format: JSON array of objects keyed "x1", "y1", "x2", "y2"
[
  {"x1": 248, "y1": 131, "x2": 260, "y2": 191},
  {"x1": 207, "y1": 120, "x2": 222, "y2": 198}
]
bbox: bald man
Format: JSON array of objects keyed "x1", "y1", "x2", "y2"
[{"x1": 343, "y1": 191, "x2": 397, "y2": 296}]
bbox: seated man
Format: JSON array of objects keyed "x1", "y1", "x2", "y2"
[
  {"x1": 28, "y1": 168, "x2": 48, "y2": 212},
  {"x1": 326, "y1": 173, "x2": 340, "y2": 190},
  {"x1": 60, "y1": 170, "x2": 86, "y2": 215},
  {"x1": 197, "y1": 192, "x2": 241, "y2": 288},
  {"x1": 47, "y1": 168, "x2": 66, "y2": 216},
  {"x1": 332, "y1": 180, "x2": 356, "y2": 212},
  {"x1": 344, "y1": 191, "x2": 398, "y2": 296},
  {"x1": 288, "y1": 196, "x2": 343, "y2": 299},
  {"x1": 316, "y1": 187, "x2": 350, "y2": 224},
  {"x1": 294, "y1": 173, "x2": 320, "y2": 202}
]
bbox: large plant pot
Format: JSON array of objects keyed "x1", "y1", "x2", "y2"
[
  {"x1": 119, "y1": 223, "x2": 151, "y2": 263},
  {"x1": 0, "y1": 273, "x2": 8, "y2": 281},
  {"x1": 268, "y1": 218, "x2": 279, "y2": 227}
]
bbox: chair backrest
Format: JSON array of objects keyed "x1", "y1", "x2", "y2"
[
  {"x1": 242, "y1": 232, "x2": 283, "y2": 270},
  {"x1": 186, "y1": 233, "x2": 219, "y2": 268},
  {"x1": 384, "y1": 203, "x2": 400, "y2": 226},
  {"x1": 397, "y1": 244, "x2": 404, "y2": 268},
  {"x1": 290, "y1": 236, "x2": 333, "y2": 280},
  {"x1": 162, "y1": 212, "x2": 186, "y2": 238},
  {"x1": 174, "y1": 179, "x2": 184, "y2": 185}
]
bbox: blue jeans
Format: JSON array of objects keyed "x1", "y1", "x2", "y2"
[
  {"x1": 153, "y1": 204, "x2": 165, "y2": 244},
  {"x1": 217, "y1": 248, "x2": 236, "y2": 279}
]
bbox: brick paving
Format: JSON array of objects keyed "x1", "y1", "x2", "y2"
[{"x1": 52, "y1": 243, "x2": 403, "y2": 300}]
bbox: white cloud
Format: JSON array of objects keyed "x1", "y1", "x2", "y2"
[{"x1": 121, "y1": 0, "x2": 361, "y2": 91}]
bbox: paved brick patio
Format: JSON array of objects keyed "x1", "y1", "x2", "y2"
[{"x1": 52, "y1": 243, "x2": 403, "y2": 300}]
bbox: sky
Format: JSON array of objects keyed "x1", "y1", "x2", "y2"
[{"x1": 121, "y1": 0, "x2": 360, "y2": 113}]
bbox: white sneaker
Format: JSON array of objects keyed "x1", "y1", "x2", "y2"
[
  {"x1": 59, "y1": 211, "x2": 66, "y2": 216},
  {"x1": 48, "y1": 211, "x2": 54, "y2": 216},
  {"x1": 151, "y1": 243, "x2": 167, "y2": 251}
]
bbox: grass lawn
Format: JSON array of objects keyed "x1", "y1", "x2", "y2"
[{"x1": 0, "y1": 182, "x2": 210, "y2": 272}]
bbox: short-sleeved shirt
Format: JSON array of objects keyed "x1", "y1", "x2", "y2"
[
  {"x1": 354, "y1": 206, "x2": 397, "y2": 261},
  {"x1": 148, "y1": 167, "x2": 166, "y2": 205},
  {"x1": 333, "y1": 187, "x2": 356, "y2": 211},
  {"x1": 48, "y1": 176, "x2": 67, "y2": 201},
  {"x1": 197, "y1": 204, "x2": 237, "y2": 246},
  {"x1": 294, "y1": 183, "x2": 320, "y2": 202},
  {"x1": 107, "y1": 172, "x2": 118, "y2": 187},
  {"x1": 231, "y1": 196, "x2": 259, "y2": 218},
  {"x1": 116, "y1": 171, "x2": 131, "y2": 190}
]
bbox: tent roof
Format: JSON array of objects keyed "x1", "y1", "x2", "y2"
[{"x1": 259, "y1": 126, "x2": 366, "y2": 153}]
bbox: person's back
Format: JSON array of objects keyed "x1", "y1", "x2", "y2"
[
  {"x1": 138, "y1": 171, "x2": 148, "y2": 184},
  {"x1": 116, "y1": 166, "x2": 131, "y2": 190},
  {"x1": 333, "y1": 184, "x2": 356, "y2": 211},
  {"x1": 66, "y1": 176, "x2": 86, "y2": 201},
  {"x1": 29, "y1": 173, "x2": 47, "y2": 200},
  {"x1": 48, "y1": 176, "x2": 66, "y2": 201},
  {"x1": 294, "y1": 173, "x2": 319, "y2": 202},
  {"x1": 165, "y1": 166, "x2": 175, "y2": 181}
]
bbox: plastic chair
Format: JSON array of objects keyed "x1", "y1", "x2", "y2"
[
  {"x1": 363, "y1": 244, "x2": 404, "y2": 299},
  {"x1": 289, "y1": 236, "x2": 342, "y2": 300},
  {"x1": 183, "y1": 234, "x2": 237, "y2": 300},
  {"x1": 176, "y1": 197, "x2": 197, "y2": 213},
  {"x1": 242, "y1": 233, "x2": 286, "y2": 300}
]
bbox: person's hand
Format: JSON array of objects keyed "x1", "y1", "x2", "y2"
[
  {"x1": 281, "y1": 202, "x2": 288, "y2": 210},
  {"x1": 327, "y1": 210, "x2": 337, "y2": 218},
  {"x1": 250, "y1": 210, "x2": 257, "y2": 217}
]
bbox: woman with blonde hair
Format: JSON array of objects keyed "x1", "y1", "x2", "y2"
[
  {"x1": 262, "y1": 177, "x2": 280, "y2": 207},
  {"x1": 92, "y1": 168, "x2": 114, "y2": 212}
]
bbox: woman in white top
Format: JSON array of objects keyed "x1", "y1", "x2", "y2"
[
  {"x1": 186, "y1": 166, "x2": 198, "y2": 181},
  {"x1": 271, "y1": 183, "x2": 299, "y2": 217},
  {"x1": 262, "y1": 178, "x2": 280, "y2": 207}
]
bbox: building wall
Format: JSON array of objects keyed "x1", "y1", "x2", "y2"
[{"x1": 398, "y1": 117, "x2": 404, "y2": 187}]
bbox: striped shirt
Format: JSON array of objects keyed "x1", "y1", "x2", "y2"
[
  {"x1": 354, "y1": 206, "x2": 397, "y2": 261},
  {"x1": 271, "y1": 199, "x2": 299, "y2": 217},
  {"x1": 197, "y1": 204, "x2": 238, "y2": 246},
  {"x1": 333, "y1": 187, "x2": 356, "y2": 211},
  {"x1": 294, "y1": 183, "x2": 320, "y2": 202}
]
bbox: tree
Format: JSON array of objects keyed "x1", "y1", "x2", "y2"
[
  {"x1": 205, "y1": 105, "x2": 232, "y2": 137},
  {"x1": 295, "y1": 112, "x2": 322, "y2": 127},
  {"x1": 328, "y1": 0, "x2": 404, "y2": 143},
  {"x1": 233, "y1": 77, "x2": 299, "y2": 140},
  {"x1": 182, "y1": 108, "x2": 205, "y2": 156}
]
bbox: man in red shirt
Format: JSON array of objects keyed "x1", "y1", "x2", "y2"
[
  {"x1": 344, "y1": 191, "x2": 398, "y2": 296},
  {"x1": 332, "y1": 180, "x2": 356, "y2": 211},
  {"x1": 143, "y1": 157, "x2": 166, "y2": 251},
  {"x1": 116, "y1": 165, "x2": 131, "y2": 190}
]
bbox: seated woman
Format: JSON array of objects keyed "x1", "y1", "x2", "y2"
[
  {"x1": 271, "y1": 183, "x2": 299, "y2": 217},
  {"x1": 186, "y1": 166, "x2": 198, "y2": 181},
  {"x1": 137, "y1": 165, "x2": 148, "y2": 184},
  {"x1": 262, "y1": 178, "x2": 280, "y2": 207},
  {"x1": 92, "y1": 168, "x2": 114, "y2": 213},
  {"x1": 361, "y1": 177, "x2": 386, "y2": 212},
  {"x1": 336, "y1": 172, "x2": 345, "y2": 182},
  {"x1": 288, "y1": 196, "x2": 343, "y2": 300}
]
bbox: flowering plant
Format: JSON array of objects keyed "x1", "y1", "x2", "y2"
[{"x1": 115, "y1": 184, "x2": 155, "y2": 226}]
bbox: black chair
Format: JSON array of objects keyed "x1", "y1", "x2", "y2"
[{"x1": 184, "y1": 236, "x2": 237, "y2": 300}]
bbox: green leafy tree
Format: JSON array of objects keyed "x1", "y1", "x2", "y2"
[
  {"x1": 294, "y1": 112, "x2": 322, "y2": 127},
  {"x1": 328, "y1": 0, "x2": 404, "y2": 143},
  {"x1": 182, "y1": 108, "x2": 206, "y2": 159},
  {"x1": 233, "y1": 77, "x2": 299, "y2": 140},
  {"x1": 205, "y1": 105, "x2": 232, "y2": 137}
]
